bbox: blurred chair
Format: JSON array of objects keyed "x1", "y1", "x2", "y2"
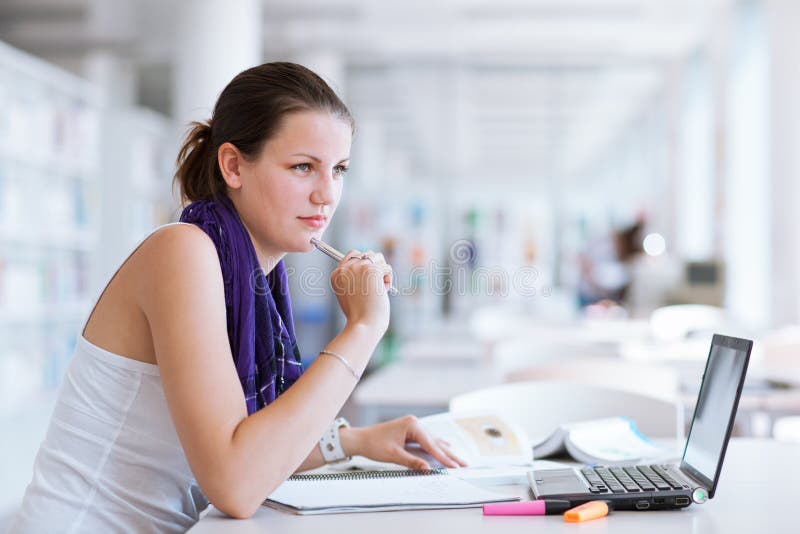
[
  {"x1": 449, "y1": 381, "x2": 684, "y2": 441},
  {"x1": 649, "y1": 304, "x2": 726, "y2": 342},
  {"x1": 504, "y1": 358, "x2": 680, "y2": 402}
]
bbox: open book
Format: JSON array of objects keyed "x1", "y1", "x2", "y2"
[
  {"x1": 263, "y1": 468, "x2": 517, "y2": 515},
  {"x1": 531, "y1": 416, "x2": 672, "y2": 466},
  {"x1": 417, "y1": 411, "x2": 533, "y2": 466}
]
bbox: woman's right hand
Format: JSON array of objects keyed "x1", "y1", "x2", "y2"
[{"x1": 330, "y1": 249, "x2": 392, "y2": 335}]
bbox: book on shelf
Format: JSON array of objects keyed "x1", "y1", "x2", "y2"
[{"x1": 531, "y1": 416, "x2": 672, "y2": 466}]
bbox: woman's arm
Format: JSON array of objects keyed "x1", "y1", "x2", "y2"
[{"x1": 138, "y1": 225, "x2": 388, "y2": 518}]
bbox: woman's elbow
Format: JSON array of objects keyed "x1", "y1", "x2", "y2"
[
  {"x1": 210, "y1": 490, "x2": 262, "y2": 520},
  {"x1": 204, "y1": 476, "x2": 284, "y2": 520},
  {"x1": 219, "y1": 505, "x2": 258, "y2": 519}
]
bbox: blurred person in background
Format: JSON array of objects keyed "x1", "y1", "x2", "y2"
[{"x1": 577, "y1": 219, "x2": 645, "y2": 316}]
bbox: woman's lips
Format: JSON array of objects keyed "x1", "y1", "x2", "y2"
[{"x1": 298, "y1": 216, "x2": 327, "y2": 229}]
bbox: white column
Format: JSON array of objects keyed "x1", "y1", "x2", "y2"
[
  {"x1": 83, "y1": 0, "x2": 138, "y2": 106},
  {"x1": 675, "y1": 53, "x2": 715, "y2": 261},
  {"x1": 172, "y1": 0, "x2": 262, "y2": 128},
  {"x1": 765, "y1": 0, "x2": 800, "y2": 326},
  {"x1": 724, "y1": 0, "x2": 771, "y2": 328}
]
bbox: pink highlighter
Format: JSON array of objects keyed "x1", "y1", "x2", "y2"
[{"x1": 483, "y1": 500, "x2": 573, "y2": 516}]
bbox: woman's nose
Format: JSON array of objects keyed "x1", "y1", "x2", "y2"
[{"x1": 310, "y1": 172, "x2": 335, "y2": 205}]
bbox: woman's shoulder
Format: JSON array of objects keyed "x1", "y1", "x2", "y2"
[
  {"x1": 141, "y1": 222, "x2": 217, "y2": 259},
  {"x1": 135, "y1": 223, "x2": 222, "y2": 292}
]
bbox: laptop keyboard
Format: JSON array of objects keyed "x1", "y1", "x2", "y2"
[{"x1": 580, "y1": 465, "x2": 691, "y2": 494}]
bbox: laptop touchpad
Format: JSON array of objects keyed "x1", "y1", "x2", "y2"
[{"x1": 531, "y1": 469, "x2": 587, "y2": 496}]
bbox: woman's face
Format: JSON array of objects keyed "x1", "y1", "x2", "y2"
[{"x1": 228, "y1": 110, "x2": 352, "y2": 262}]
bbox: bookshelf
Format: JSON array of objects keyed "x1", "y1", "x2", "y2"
[
  {"x1": 0, "y1": 41, "x2": 102, "y2": 411},
  {"x1": 0, "y1": 40, "x2": 103, "y2": 518}
]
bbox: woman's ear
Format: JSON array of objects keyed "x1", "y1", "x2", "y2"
[{"x1": 218, "y1": 142, "x2": 243, "y2": 190}]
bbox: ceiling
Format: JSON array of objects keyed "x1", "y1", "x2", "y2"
[{"x1": 0, "y1": 0, "x2": 728, "y2": 186}]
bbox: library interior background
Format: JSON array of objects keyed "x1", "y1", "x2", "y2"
[{"x1": 2, "y1": 0, "x2": 800, "y2": 524}]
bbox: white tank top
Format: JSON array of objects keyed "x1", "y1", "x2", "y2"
[{"x1": 10, "y1": 223, "x2": 210, "y2": 533}]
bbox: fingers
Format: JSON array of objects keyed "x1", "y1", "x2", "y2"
[
  {"x1": 340, "y1": 249, "x2": 386, "y2": 265},
  {"x1": 392, "y1": 448, "x2": 431, "y2": 471},
  {"x1": 369, "y1": 251, "x2": 386, "y2": 265},
  {"x1": 361, "y1": 251, "x2": 394, "y2": 289},
  {"x1": 336, "y1": 250, "x2": 392, "y2": 280},
  {"x1": 409, "y1": 423, "x2": 461, "y2": 469},
  {"x1": 436, "y1": 438, "x2": 468, "y2": 467},
  {"x1": 342, "y1": 249, "x2": 363, "y2": 264}
]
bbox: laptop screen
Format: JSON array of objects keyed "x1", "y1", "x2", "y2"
[{"x1": 681, "y1": 335, "x2": 751, "y2": 496}]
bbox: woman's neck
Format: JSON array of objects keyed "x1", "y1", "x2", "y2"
[
  {"x1": 227, "y1": 196, "x2": 286, "y2": 274},
  {"x1": 243, "y1": 225, "x2": 285, "y2": 274}
]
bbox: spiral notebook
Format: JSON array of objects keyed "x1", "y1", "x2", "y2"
[{"x1": 263, "y1": 468, "x2": 518, "y2": 515}]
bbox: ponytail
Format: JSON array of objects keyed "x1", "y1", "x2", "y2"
[{"x1": 174, "y1": 120, "x2": 223, "y2": 204}]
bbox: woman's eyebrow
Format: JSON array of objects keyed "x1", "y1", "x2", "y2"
[
  {"x1": 291, "y1": 153, "x2": 350, "y2": 164},
  {"x1": 291, "y1": 153, "x2": 320, "y2": 162}
]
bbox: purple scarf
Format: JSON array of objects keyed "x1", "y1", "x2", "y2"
[{"x1": 180, "y1": 196, "x2": 304, "y2": 414}]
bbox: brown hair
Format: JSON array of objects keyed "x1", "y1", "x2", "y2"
[{"x1": 174, "y1": 62, "x2": 354, "y2": 204}]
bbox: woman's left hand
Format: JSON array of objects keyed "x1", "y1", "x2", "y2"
[{"x1": 342, "y1": 416, "x2": 467, "y2": 470}]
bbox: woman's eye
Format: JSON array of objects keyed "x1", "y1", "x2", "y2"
[
  {"x1": 292, "y1": 163, "x2": 312, "y2": 172},
  {"x1": 334, "y1": 165, "x2": 349, "y2": 176}
]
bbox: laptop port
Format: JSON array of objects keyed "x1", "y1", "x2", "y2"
[
  {"x1": 635, "y1": 500, "x2": 650, "y2": 510},
  {"x1": 653, "y1": 498, "x2": 665, "y2": 505},
  {"x1": 675, "y1": 497, "x2": 691, "y2": 506}
]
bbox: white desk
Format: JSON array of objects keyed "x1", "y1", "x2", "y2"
[{"x1": 189, "y1": 439, "x2": 800, "y2": 533}]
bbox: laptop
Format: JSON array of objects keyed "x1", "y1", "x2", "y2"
[{"x1": 528, "y1": 334, "x2": 752, "y2": 511}]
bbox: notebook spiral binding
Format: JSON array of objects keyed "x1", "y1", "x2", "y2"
[{"x1": 289, "y1": 468, "x2": 448, "y2": 481}]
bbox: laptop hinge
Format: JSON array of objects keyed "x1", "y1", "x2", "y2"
[{"x1": 676, "y1": 468, "x2": 710, "y2": 503}]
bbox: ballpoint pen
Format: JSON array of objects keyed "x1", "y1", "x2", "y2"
[{"x1": 310, "y1": 237, "x2": 398, "y2": 296}]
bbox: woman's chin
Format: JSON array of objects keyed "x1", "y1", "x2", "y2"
[{"x1": 294, "y1": 234, "x2": 324, "y2": 253}]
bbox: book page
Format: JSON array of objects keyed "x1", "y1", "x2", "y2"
[
  {"x1": 531, "y1": 426, "x2": 569, "y2": 459},
  {"x1": 419, "y1": 411, "x2": 532, "y2": 466},
  {"x1": 564, "y1": 417, "x2": 668, "y2": 464}
]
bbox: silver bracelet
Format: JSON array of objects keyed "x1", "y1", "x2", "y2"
[{"x1": 319, "y1": 349, "x2": 360, "y2": 379}]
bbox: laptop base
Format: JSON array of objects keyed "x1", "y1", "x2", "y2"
[{"x1": 529, "y1": 468, "x2": 694, "y2": 511}]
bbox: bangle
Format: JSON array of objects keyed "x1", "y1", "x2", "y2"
[
  {"x1": 319, "y1": 417, "x2": 352, "y2": 464},
  {"x1": 319, "y1": 349, "x2": 360, "y2": 379}
]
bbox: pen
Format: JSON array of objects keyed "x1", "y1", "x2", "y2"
[
  {"x1": 482, "y1": 500, "x2": 573, "y2": 516},
  {"x1": 310, "y1": 237, "x2": 398, "y2": 296}
]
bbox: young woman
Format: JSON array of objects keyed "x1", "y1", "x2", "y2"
[{"x1": 11, "y1": 62, "x2": 464, "y2": 533}]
